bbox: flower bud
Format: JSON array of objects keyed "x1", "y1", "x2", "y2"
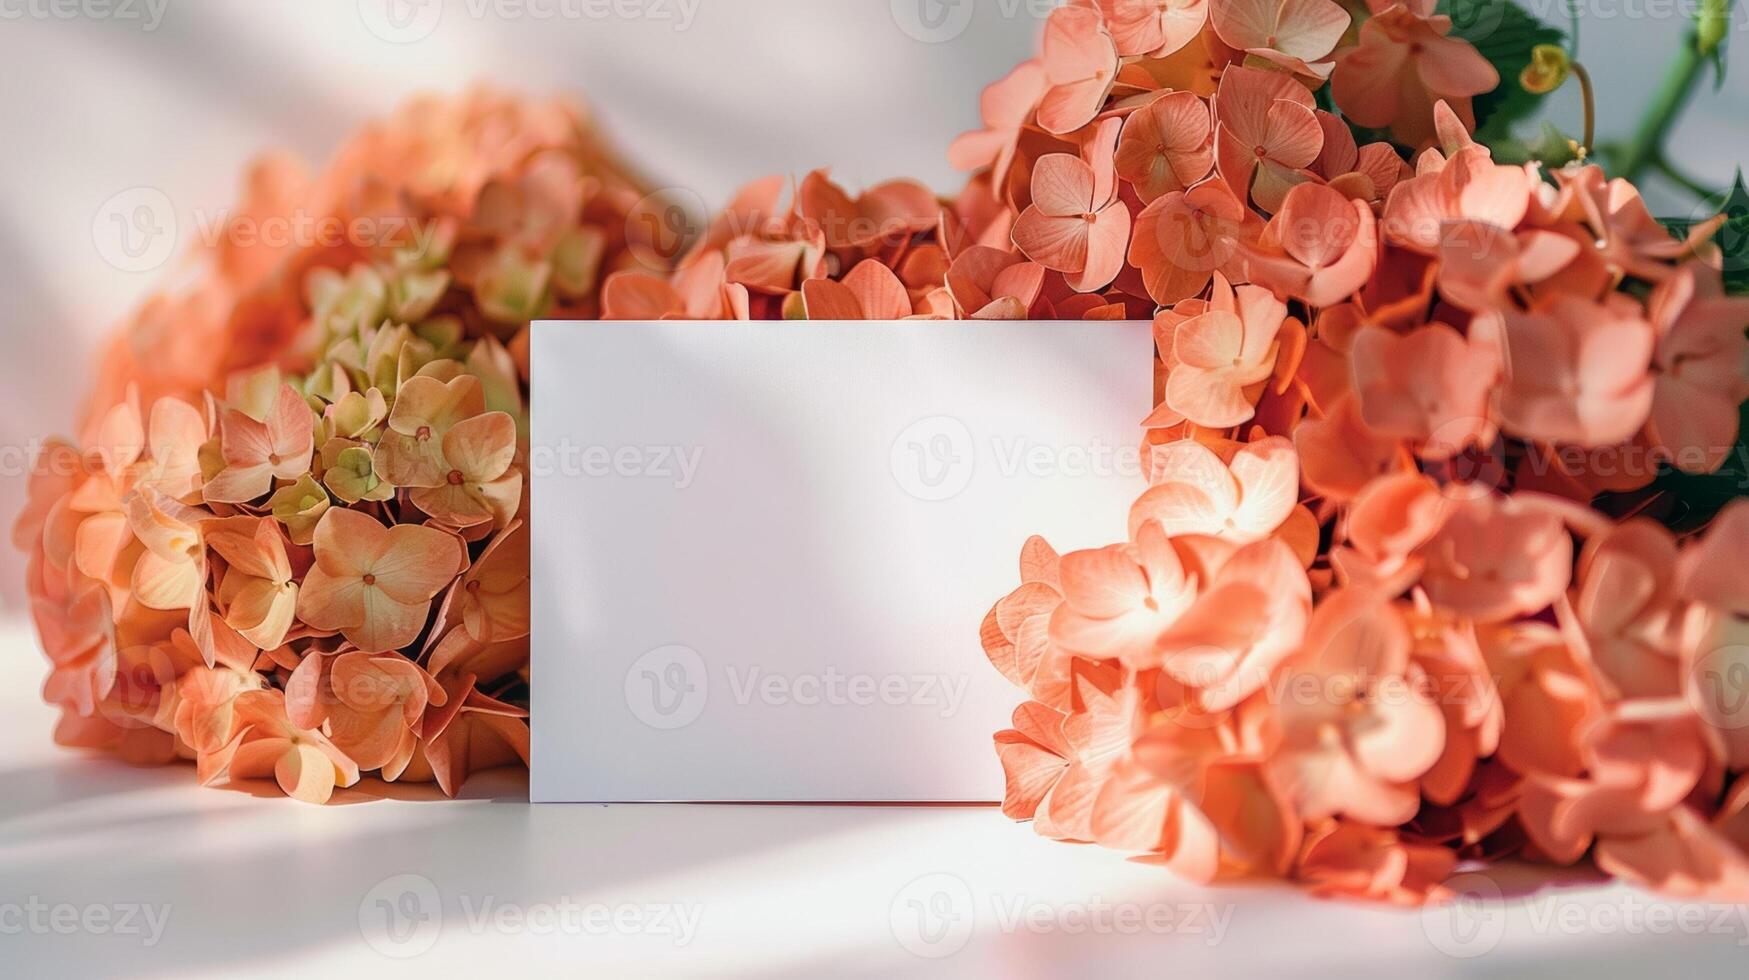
[{"x1": 1520, "y1": 44, "x2": 1571, "y2": 95}]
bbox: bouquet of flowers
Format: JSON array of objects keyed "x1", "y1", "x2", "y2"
[
  {"x1": 16, "y1": 89, "x2": 653, "y2": 801},
  {"x1": 16, "y1": 0, "x2": 1749, "y2": 906},
  {"x1": 965, "y1": 0, "x2": 1749, "y2": 902}
]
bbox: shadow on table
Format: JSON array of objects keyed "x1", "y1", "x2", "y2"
[{"x1": 0, "y1": 751, "x2": 911, "y2": 977}]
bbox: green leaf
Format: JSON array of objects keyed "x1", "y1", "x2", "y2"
[
  {"x1": 1436, "y1": 0, "x2": 1567, "y2": 143},
  {"x1": 1646, "y1": 400, "x2": 1749, "y2": 532},
  {"x1": 1661, "y1": 170, "x2": 1749, "y2": 296}
]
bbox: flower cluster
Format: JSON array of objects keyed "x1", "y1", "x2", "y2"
[
  {"x1": 17, "y1": 89, "x2": 651, "y2": 801},
  {"x1": 16, "y1": 5, "x2": 1749, "y2": 914},
  {"x1": 971, "y1": 0, "x2": 1749, "y2": 902}
]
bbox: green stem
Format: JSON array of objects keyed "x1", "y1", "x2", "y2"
[
  {"x1": 1617, "y1": 0, "x2": 1731, "y2": 181},
  {"x1": 1651, "y1": 154, "x2": 1724, "y2": 202},
  {"x1": 1572, "y1": 62, "x2": 1595, "y2": 156},
  {"x1": 1618, "y1": 31, "x2": 1706, "y2": 181}
]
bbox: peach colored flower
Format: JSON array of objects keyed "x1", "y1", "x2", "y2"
[
  {"x1": 1097, "y1": 0, "x2": 1210, "y2": 57},
  {"x1": 1309, "y1": 111, "x2": 1411, "y2": 204},
  {"x1": 1644, "y1": 263, "x2": 1749, "y2": 472},
  {"x1": 1293, "y1": 394, "x2": 1412, "y2": 503},
  {"x1": 1556, "y1": 164, "x2": 1712, "y2": 284},
  {"x1": 1130, "y1": 437, "x2": 1298, "y2": 542},
  {"x1": 1418, "y1": 491, "x2": 1572, "y2": 622},
  {"x1": 1091, "y1": 717, "x2": 1300, "y2": 883},
  {"x1": 375, "y1": 374, "x2": 487, "y2": 488},
  {"x1": 1243, "y1": 182, "x2": 1378, "y2": 307},
  {"x1": 995, "y1": 700, "x2": 1074, "y2": 821},
  {"x1": 1037, "y1": 5, "x2": 1119, "y2": 135},
  {"x1": 1409, "y1": 607, "x2": 1501, "y2": 805},
  {"x1": 801, "y1": 259, "x2": 915, "y2": 319},
  {"x1": 1329, "y1": 471, "x2": 1446, "y2": 592},
  {"x1": 1434, "y1": 219, "x2": 1582, "y2": 312},
  {"x1": 1516, "y1": 703, "x2": 1711, "y2": 865},
  {"x1": 296, "y1": 509, "x2": 466, "y2": 653},
  {"x1": 124, "y1": 488, "x2": 209, "y2": 611},
  {"x1": 444, "y1": 519, "x2": 531, "y2": 647},
  {"x1": 1675, "y1": 498, "x2": 1749, "y2": 616},
  {"x1": 1382, "y1": 145, "x2": 1540, "y2": 253},
  {"x1": 1027, "y1": 663, "x2": 1147, "y2": 842},
  {"x1": 418, "y1": 677, "x2": 531, "y2": 797},
  {"x1": 1331, "y1": 2, "x2": 1497, "y2": 147},
  {"x1": 34, "y1": 572, "x2": 116, "y2": 720},
  {"x1": 1209, "y1": 0, "x2": 1351, "y2": 78},
  {"x1": 1349, "y1": 321, "x2": 1498, "y2": 459},
  {"x1": 224, "y1": 689, "x2": 360, "y2": 804},
  {"x1": 1297, "y1": 819, "x2": 1457, "y2": 904},
  {"x1": 601, "y1": 251, "x2": 741, "y2": 321},
  {"x1": 408, "y1": 411, "x2": 522, "y2": 529},
  {"x1": 945, "y1": 246, "x2": 1046, "y2": 319},
  {"x1": 1049, "y1": 521, "x2": 1199, "y2": 665},
  {"x1": 205, "y1": 515, "x2": 300, "y2": 652},
  {"x1": 1596, "y1": 806, "x2": 1749, "y2": 901},
  {"x1": 1498, "y1": 296, "x2": 1655, "y2": 448},
  {"x1": 1011, "y1": 149, "x2": 1132, "y2": 293},
  {"x1": 948, "y1": 59, "x2": 1048, "y2": 190},
  {"x1": 796, "y1": 170, "x2": 940, "y2": 254},
  {"x1": 317, "y1": 651, "x2": 446, "y2": 778},
  {"x1": 982, "y1": 537, "x2": 1076, "y2": 709},
  {"x1": 13, "y1": 441, "x2": 87, "y2": 558},
  {"x1": 1268, "y1": 589, "x2": 1446, "y2": 825},
  {"x1": 202, "y1": 383, "x2": 315, "y2": 504},
  {"x1": 1571, "y1": 520, "x2": 1683, "y2": 700},
  {"x1": 1677, "y1": 605, "x2": 1749, "y2": 770},
  {"x1": 1213, "y1": 65, "x2": 1323, "y2": 212},
  {"x1": 1130, "y1": 178, "x2": 1251, "y2": 305},
  {"x1": 1479, "y1": 621, "x2": 1597, "y2": 779},
  {"x1": 1153, "y1": 535, "x2": 1311, "y2": 710},
  {"x1": 1115, "y1": 90, "x2": 1215, "y2": 204},
  {"x1": 174, "y1": 663, "x2": 264, "y2": 785},
  {"x1": 130, "y1": 397, "x2": 208, "y2": 502},
  {"x1": 1161, "y1": 273, "x2": 1287, "y2": 427}
]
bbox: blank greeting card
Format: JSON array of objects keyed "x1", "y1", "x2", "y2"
[{"x1": 529, "y1": 320, "x2": 1151, "y2": 802}]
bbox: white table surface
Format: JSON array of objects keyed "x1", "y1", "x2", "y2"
[{"x1": 2, "y1": 618, "x2": 1745, "y2": 979}]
